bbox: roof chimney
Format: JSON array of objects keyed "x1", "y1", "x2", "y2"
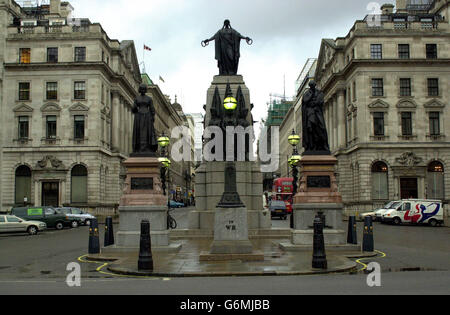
[
  {"x1": 50, "y1": 0, "x2": 61, "y2": 15},
  {"x1": 381, "y1": 3, "x2": 395, "y2": 14},
  {"x1": 396, "y1": 0, "x2": 408, "y2": 13}
]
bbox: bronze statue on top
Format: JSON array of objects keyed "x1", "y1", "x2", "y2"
[
  {"x1": 131, "y1": 84, "x2": 158, "y2": 156},
  {"x1": 302, "y1": 81, "x2": 330, "y2": 155},
  {"x1": 202, "y1": 20, "x2": 253, "y2": 75}
]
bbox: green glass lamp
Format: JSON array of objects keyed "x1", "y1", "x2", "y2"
[
  {"x1": 288, "y1": 130, "x2": 300, "y2": 147},
  {"x1": 158, "y1": 134, "x2": 170, "y2": 148}
]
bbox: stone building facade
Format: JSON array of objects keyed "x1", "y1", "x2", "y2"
[
  {"x1": 314, "y1": 0, "x2": 450, "y2": 218},
  {"x1": 0, "y1": 0, "x2": 141, "y2": 214}
]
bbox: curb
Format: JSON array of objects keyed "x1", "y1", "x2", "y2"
[{"x1": 105, "y1": 260, "x2": 357, "y2": 278}]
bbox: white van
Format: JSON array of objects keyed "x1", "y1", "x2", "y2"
[{"x1": 382, "y1": 199, "x2": 444, "y2": 227}]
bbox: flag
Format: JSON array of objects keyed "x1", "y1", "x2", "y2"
[
  {"x1": 159, "y1": 76, "x2": 165, "y2": 83},
  {"x1": 144, "y1": 45, "x2": 151, "y2": 51}
]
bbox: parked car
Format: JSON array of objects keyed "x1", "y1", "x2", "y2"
[
  {"x1": 269, "y1": 200, "x2": 288, "y2": 220},
  {"x1": 169, "y1": 200, "x2": 184, "y2": 208},
  {"x1": 375, "y1": 201, "x2": 400, "y2": 222},
  {"x1": 0, "y1": 215, "x2": 46, "y2": 235},
  {"x1": 56, "y1": 207, "x2": 96, "y2": 226},
  {"x1": 11, "y1": 206, "x2": 81, "y2": 230},
  {"x1": 382, "y1": 199, "x2": 444, "y2": 226}
]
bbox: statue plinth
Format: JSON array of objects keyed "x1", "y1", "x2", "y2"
[
  {"x1": 293, "y1": 155, "x2": 342, "y2": 205},
  {"x1": 119, "y1": 157, "x2": 166, "y2": 207},
  {"x1": 278, "y1": 154, "x2": 360, "y2": 251}
]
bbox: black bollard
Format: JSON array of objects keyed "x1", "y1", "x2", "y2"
[
  {"x1": 104, "y1": 216, "x2": 114, "y2": 247},
  {"x1": 138, "y1": 220, "x2": 153, "y2": 271},
  {"x1": 347, "y1": 216, "x2": 357, "y2": 245},
  {"x1": 317, "y1": 211, "x2": 326, "y2": 228},
  {"x1": 312, "y1": 217, "x2": 327, "y2": 269},
  {"x1": 362, "y1": 216, "x2": 374, "y2": 252},
  {"x1": 88, "y1": 218, "x2": 100, "y2": 254}
]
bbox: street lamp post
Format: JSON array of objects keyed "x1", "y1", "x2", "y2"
[
  {"x1": 158, "y1": 132, "x2": 176, "y2": 229},
  {"x1": 288, "y1": 129, "x2": 301, "y2": 229}
]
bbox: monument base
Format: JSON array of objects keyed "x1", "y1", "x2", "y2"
[
  {"x1": 114, "y1": 157, "x2": 181, "y2": 251},
  {"x1": 282, "y1": 155, "x2": 352, "y2": 251}
]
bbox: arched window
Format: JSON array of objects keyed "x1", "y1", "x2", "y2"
[
  {"x1": 15, "y1": 165, "x2": 31, "y2": 205},
  {"x1": 71, "y1": 165, "x2": 88, "y2": 203},
  {"x1": 372, "y1": 161, "x2": 388, "y2": 200},
  {"x1": 427, "y1": 161, "x2": 444, "y2": 199}
]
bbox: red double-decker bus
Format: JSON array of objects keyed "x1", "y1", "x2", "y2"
[{"x1": 272, "y1": 178, "x2": 294, "y2": 213}]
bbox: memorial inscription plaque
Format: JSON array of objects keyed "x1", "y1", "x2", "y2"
[{"x1": 131, "y1": 177, "x2": 154, "y2": 190}]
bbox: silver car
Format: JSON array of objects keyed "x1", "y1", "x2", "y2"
[
  {"x1": 56, "y1": 207, "x2": 96, "y2": 226},
  {"x1": 0, "y1": 215, "x2": 46, "y2": 235}
]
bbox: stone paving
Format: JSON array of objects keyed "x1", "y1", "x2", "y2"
[{"x1": 88, "y1": 238, "x2": 367, "y2": 277}]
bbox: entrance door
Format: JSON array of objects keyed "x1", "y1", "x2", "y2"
[
  {"x1": 400, "y1": 178, "x2": 418, "y2": 199},
  {"x1": 42, "y1": 182, "x2": 59, "y2": 206}
]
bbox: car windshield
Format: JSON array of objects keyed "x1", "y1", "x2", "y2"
[
  {"x1": 72, "y1": 209, "x2": 82, "y2": 214},
  {"x1": 384, "y1": 201, "x2": 394, "y2": 209},
  {"x1": 270, "y1": 201, "x2": 285, "y2": 207},
  {"x1": 389, "y1": 202, "x2": 402, "y2": 209},
  {"x1": 58, "y1": 208, "x2": 70, "y2": 214}
]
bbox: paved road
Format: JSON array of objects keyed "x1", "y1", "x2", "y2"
[{"x1": 0, "y1": 212, "x2": 449, "y2": 294}]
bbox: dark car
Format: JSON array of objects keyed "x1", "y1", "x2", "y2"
[
  {"x1": 11, "y1": 206, "x2": 81, "y2": 230},
  {"x1": 269, "y1": 200, "x2": 288, "y2": 220}
]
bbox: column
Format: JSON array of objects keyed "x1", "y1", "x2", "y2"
[
  {"x1": 111, "y1": 92, "x2": 120, "y2": 152},
  {"x1": 337, "y1": 90, "x2": 346, "y2": 149}
]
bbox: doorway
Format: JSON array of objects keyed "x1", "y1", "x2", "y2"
[
  {"x1": 400, "y1": 178, "x2": 418, "y2": 199},
  {"x1": 42, "y1": 182, "x2": 59, "y2": 206}
]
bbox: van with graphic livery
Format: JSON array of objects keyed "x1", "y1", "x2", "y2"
[{"x1": 381, "y1": 199, "x2": 444, "y2": 227}]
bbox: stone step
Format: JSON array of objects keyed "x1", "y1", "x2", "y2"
[{"x1": 169, "y1": 228, "x2": 291, "y2": 239}]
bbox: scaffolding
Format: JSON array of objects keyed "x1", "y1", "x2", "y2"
[{"x1": 264, "y1": 99, "x2": 293, "y2": 127}]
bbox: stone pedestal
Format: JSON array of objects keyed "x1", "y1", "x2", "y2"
[
  {"x1": 280, "y1": 155, "x2": 359, "y2": 251},
  {"x1": 106, "y1": 157, "x2": 181, "y2": 253},
  {"x1": 199, "y1": 207, "x2": 264, "y2": 261}
]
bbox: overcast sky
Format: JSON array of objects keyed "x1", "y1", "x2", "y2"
[{"x1": 71, "y1": 0, "x2": 396, "y2": 131}]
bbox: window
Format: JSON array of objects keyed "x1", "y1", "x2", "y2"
[
  {"x1": 46, "y1": 82, "x2": 58, "y2": 100},
  {"x1": 45, "y1": 208, "x2": 56, "y2": 215},
  {"x1": 19, "y1": 48, "x2": 31, "y2": 64},
  {"x1": 15, "y1": 165, "x2": 31, "y2": 205},
  {"x1": 426, "y1": 44, "x2": 437, "y2": 59},
  {"x1": 401, "y1": 112, "x2": 412, "y2": 136},
  {"x1": 428, "y1": 78, "x2": 439, "y2": 96},
  {"x1": 74, "y1": 81, "x2": 86, "y2": 99},
  {"x1": 46, "y1": 115, "x2": 57, "y2": 139},
  {"x1": 352, "y1": 81, "x2": 357, "y2": 101},
  {"x1": 427, "y1": 161, "x2": 444, "y2": 199},
  {"x1": 372, "y1": 161, "x2": 389, "y2": 200},
  {"x1": 74, "y1": 47, "x2": 86, "y2": 62},
  {"x1": 372, "y1": 78, "x2": 384, "y2": 96},
  {"x1": 0, "y1": 217, "x2": 4, "y2": 223},
  {"x1": 371, "y1": 44, "x2": 382, "y2": 59},
  {"x1": 373, "y1": 112, "x2": 385, "y2": 136},
  {"x1": 74, "y1": 115, "x2": 85, "y2": 139},
  {"x1": 47, "y1": 47, "x2": 58, "y2": 63},
  {"x1": 399, "y1": 78, "x2": 411, "y2": 96},
  {"x1": 71, "y1": 165, "x2": 88, "y2": 203},
  {"x1": 429, "y1": 112, "x2": 440, "y2": 136},
  {"x1": 6, "y1": 216, "x2": 21, "y2": 223},
  {"x1": 398, "y1": 44, "x2": 410, "y2": 59},
  {"x1": 18, "y1": 116, "x2": 29, "y2": 139},
  {"x1": 18, "y1": 82, "x2": 30, "y2": 101}
]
